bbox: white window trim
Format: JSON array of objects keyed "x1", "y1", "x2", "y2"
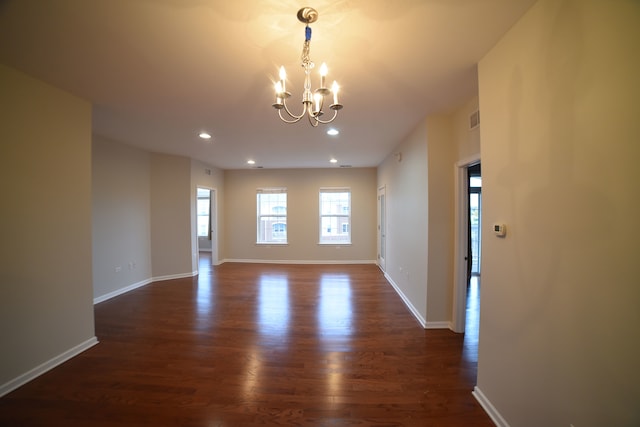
[
  {"x1": 256, "y1": 187, "x2": 288, "y2": 245},
  {"x1": 318, "y1": 187, "x2": 351, "y2": 245}
]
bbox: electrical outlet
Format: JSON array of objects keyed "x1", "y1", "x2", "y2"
[{"x1": 115, "y1": 266, "x2": 122, "y2": 273}]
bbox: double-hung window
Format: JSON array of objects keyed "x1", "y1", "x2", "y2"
[
  {"x1": 196, "y1": 188, "x2": 211, "y2": 238},
  {"x1": 257, "y1": 188, "x2": 287, "y2": 244},
  {"x1": 319, "y1": 188, "x2": 351, "y2": 244}
]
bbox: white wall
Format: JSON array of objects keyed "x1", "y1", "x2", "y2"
[
  {"x1": 223, "y1": 168, "x2": 377, "y2": 263},
  {"x1": 0, "y1": 64, "x2": 96, "y2": 392},
  {"x1": 476, "y1": 1, "x2": 640, "y2": 425},
  {"x1": 92, "y1": 136, "x2": 152, "y2": 301}
]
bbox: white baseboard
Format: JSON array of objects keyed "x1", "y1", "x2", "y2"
[
  {"x1": 0, "y1": 336, "x2": 98, "y2": 398},
  {"x1": 94, "y1": 278, "x2": 152, "y2": 305},
  {"x1": 425, "y1": 321, "x2": 453, "y2": 329},
  {"x1": 153, "y1": 271, "x2": 198, "y2": 282},
  {"x1": 472, "y1": 386, "x2": 510, "y2": 427},
  {"x1": 384, "y1": 272, "x2": 427, "y2": 328},
  {"x1": 222, "y1": 259, "x2": 377, "y2": 265},
  {"x1": 94, "y1": 271, "x2": 198, "y2": 305}
]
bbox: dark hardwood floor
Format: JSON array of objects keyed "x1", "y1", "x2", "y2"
[{"x1": 0, "y1": 255, "x2": 491, "y2": 426}]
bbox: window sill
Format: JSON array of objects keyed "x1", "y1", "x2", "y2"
[
  {"x1": 255, "y1": 242, "x2": 289, "y2": 246},
  {"x1": 317, "y1": 242, "x2": 352, "y2": 246}
]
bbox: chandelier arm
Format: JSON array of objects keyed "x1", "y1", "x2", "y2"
[
  {"x1": 278, "y1": 108, "x2": 304, "y2": 124},
  {"x1": 312, "y1": 108, "x2": 339, "y2": 124},
  {"x1": 307, "y1": 113, "x2": 320, "y2": 127},
  {"x1": 280, "y1": 99, "x2": 310, "y2": 121}
]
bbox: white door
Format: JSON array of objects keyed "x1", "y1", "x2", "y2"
[{"x1": 377, "y1": 186, "x2": 386, "y2": 271}]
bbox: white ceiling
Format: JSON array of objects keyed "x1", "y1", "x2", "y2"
[{"x1": 0, "y1": 0, "x2": 536, "y2": 169}]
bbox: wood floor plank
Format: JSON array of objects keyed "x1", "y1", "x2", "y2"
[{"x1": 0, "y1": 258, "x2": 491, "y2": 426}]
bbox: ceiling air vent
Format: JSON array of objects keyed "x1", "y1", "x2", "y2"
[
  {"x1": 469, "y1": 110, "x2": 480, "y2": 130},
  {"x1": 339, "y1": 165, "x2": 352, "y2": 168}
]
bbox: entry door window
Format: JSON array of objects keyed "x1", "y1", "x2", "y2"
[{"x1": 469, "y1": 177, "x2": 481, "y2": 274}]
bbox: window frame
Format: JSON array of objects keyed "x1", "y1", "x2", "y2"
[
  {"x1": 196, "y1": 188, "x2": 211, "y2": 238},
  {"x1": 256, "y1": 188, "x2": 288, "y2": 245},
  {"x1": 318, "y1": 187, "x2": 351, "y2": 245}
]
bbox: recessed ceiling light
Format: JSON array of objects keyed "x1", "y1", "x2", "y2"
[
  {"x1": 327, "y1": 128, "x2": 339, "y2": 136},
  {"x1": 199, "y1": 132, "x2": 212, "y2": 140},
  {"x1": 247, "y1": 160, "x2": 255, "y2": 165},
  {"x1": 330, "y1": 158, "x2": 338, "y2": 163}
]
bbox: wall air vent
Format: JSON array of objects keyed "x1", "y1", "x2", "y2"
[{"x1": 469, "y1": 110, "x2": 480, "y2": 130}]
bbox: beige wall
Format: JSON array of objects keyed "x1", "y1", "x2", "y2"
[
  {"x1": 453, "y1": 96, "x2": 481, "y2": 161},
  {"x1": 92, "y1": 145, "x2": 223, "y2": 302},
  {"x1": 92, "y1": 136, "x2": 152, "y2": 300},
  {"x1": 0, "y1": 64, "x2": 96, "y2": 389},
  {"x1": 476, "y1": 1, "x2": 640, "y2": 425},
  {"x1": 377, "y1": 120, "x2": 430, "y2": 323},
  {"x1": 223, "y1": 168, "x2": 377, "y2": 263},
  {"x1": 425, "y1": 115, "x2": 456, "y2": 323},
  {"x1": 377, "y1": 112, "x2": 461, "y2": 327},
  {"x1": 150, "y1": 153, "x2": 194, "y2": 278}
]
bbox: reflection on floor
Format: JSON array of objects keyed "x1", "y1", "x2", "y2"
[
  {"x1": 200, "y1": 253, "x2": 482, "y2": 362},
  {"x1": 463, "y1": 275, "x2": 481, "y2": 363}
]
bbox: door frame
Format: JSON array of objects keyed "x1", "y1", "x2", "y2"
[
  {"x1": 377, "y1": 185, "x2": 386, "y2": 272},
  {"x1": 196, "y1": 186, "x2": 219, "y2": 265},
  {"x1": 452, "y1": 154, "x2": 480, "y2": 333}
]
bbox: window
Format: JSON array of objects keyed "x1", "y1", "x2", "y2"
[
  {"x1": 319, "y1": 188, "x2": 351, "y2": 244},
  {"x1": 197, "y1": 188, "x2": 211, "y2": 238},
  {"x1": 257, "y1": 188, "x2": 287, "y2": 244}
]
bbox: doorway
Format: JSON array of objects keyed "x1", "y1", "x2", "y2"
[
  {"x1": 452, "y1": 157, "x2": 481, "y2": 333},
  {"x1": 468, "y1": 164, "x2": 482, "y2": 277},
  {"x1": 196, "y1": 187, "x2": 218, "y2": 264}
]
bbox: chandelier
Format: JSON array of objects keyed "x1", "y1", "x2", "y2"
[{"x1": 272, "y1": 7, "x2": 342, "y2": 126}]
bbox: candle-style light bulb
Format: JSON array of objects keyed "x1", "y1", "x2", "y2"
[
  {"x1": 274, "y1": 81, "x2": 283, "y2": 105},
  {"x1": 313, "y1": 92, "x2": 322, "y2": 114},
  {"x1": 279, "y1": 66, "x2": 287, "y2": 92},
  {"x1": 331, "y1": 81, "x2": 340, "y2": 105},
  {"x1": 319, "y1": 63, "x2": 328, "y2": 88}
]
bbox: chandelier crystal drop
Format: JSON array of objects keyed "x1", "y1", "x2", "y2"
[{"x1": 272, "y1": 7, "x2": 343, "y2": 127}]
